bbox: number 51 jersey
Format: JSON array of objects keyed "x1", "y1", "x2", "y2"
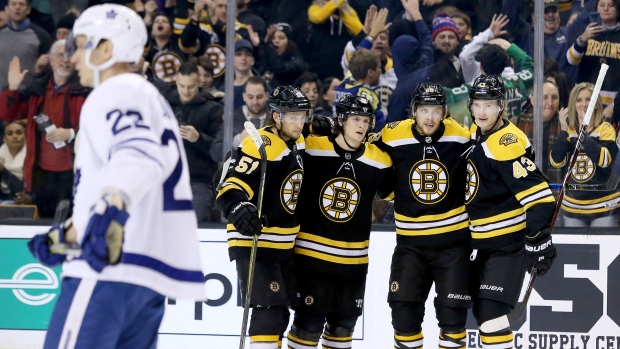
[{"x1": 66, "y1": 73, "x2": 205, "y2": 301}]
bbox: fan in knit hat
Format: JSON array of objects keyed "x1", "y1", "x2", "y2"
[{"x1": 431, "y1": 13, "x2": 460, "y2": 41}]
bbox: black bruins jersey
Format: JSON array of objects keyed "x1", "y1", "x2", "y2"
[
  {"x1": 466, "y1": 121, "x2": 555, "y2": 250},
  {"x1": 216, "y1": 128, "x2": 305, "y2": 261},
  {"x1": 376, "y1": 117, "x2": 470, "y2": 247},
  {"x1": 550, "y1": 122, "x2": 620, "y2": 218},
  {"x1": 295, "y1": 135, "x2": 394, "y2": 275}
]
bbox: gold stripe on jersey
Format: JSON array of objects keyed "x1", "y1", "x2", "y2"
[
  {"x1": 227, "y1": 224, "x2": 298, "y2": 249},
  {"x1": 550, "y1": 151, "x2": 567, "y2": 167},
  {"x1": 358, "y1": 144, "x2": 393, "y2": 168},
  {"x1": 395, "y1": 206, "x2": 469, "y2": 236},
  {"x1": 515, "y1": 182, "x2": 555, "y2": 210},
  {"x1": 561, "y1": 191, "x2": 620, "y2": 214},
  {"x1": 469, "y1": 207, "x2": 527, "y2": 239},
  {"x1": 218, "y1": 177, "x2": 255, "y2": 200},
  {"x1": 295, "y1": 232, "x2": 369, "y2": 265},
  {"x1": 599, "y1": 147, "x2": 612, "y2": 167},
  {"x1": 240, "y1": 129, "x2": 305, "y2": 161}
]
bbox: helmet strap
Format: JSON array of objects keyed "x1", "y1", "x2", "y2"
[{"x1": 84, "y1": 44, "x2": 118, "y2": 87}]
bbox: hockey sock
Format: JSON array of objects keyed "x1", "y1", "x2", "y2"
[
  {"x1": 287, "y1": 332, "x2": 319, "y2": 349},
  {"x1": 480, "y1": 329, "x2": 513, "y2": 349},
  {"x1": 439, "y1": 329, "x2": 466, "y2": 349},
  {"x1": 394, "y1": 331, "x2": 423, "y2": 349},
  {"x1": 321, "y1": 333, "x2": 352, "y2": 349},
  {"x1": 250, "y1": 335, "x2": 280, "y2": 349}
]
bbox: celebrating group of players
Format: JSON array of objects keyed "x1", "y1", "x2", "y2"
[
  {"x1": 24, "y1": 4, "x2": 558, "y2": 349},
  {"x1": 216, "y1": 75, "x2": 558, "y2": 349}
]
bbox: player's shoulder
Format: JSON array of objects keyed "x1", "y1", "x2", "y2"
[
  {"x1": 94, "y1": 73, "x2": 159, "y2": 103},
  {"x1": 483, "y1": 121, "x2": 529, "y2": 161},
  {"x1": 380, "y1": 119, "x2": 414, "y2": 142},
  {"x1": 240, "y1": 128, "x2": 302, "y2": 161},
  {"x1": 361, "y1": 142, "x2": 392, "y2": 168},
  {"x1": 305, "y1": 135, "x2": 337, "y2": 154},
  {"x1": 442, "y1": 117, "x2": 470, "y2": 140}
]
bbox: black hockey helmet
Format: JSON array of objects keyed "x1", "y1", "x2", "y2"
[
  {"x1": 412, "y1": 82, "x2": 446, "y2": 106},
  {"x1": 409, "y1": 82, "x2": 448, "y2": 119},
  {"x1": 268, "y1": 85, "x2": 312, "y2": 117},
  {"x1": 469, "y1": 75, "x2": 506, "y2": 101},
  {"x1": 468, "y1": 75, "x2": 506, "y2": 117},
  {"x1": 335, "y1": 94, "x2": 375, "y2": 134}
]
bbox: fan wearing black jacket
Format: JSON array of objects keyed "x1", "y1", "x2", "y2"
[{"x1": 167, "y1": 62, "x2": 223, "y2": 222}]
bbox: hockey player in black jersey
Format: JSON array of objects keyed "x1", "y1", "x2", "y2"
[
  {"x1": 216, "y1": 85, "x2": 310, "y2": 349},
  {"x1": 375, "y1": 83, "x2": 472, "y2": 349},
  {"x1": 287, "y1": 95, "x2": 394, "y2": 349},
  {"x1": 465, "y1": 75, "x2": 557, "y2": 349}
]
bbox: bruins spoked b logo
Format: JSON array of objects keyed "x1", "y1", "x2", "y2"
[
  {"x1": 205, "y1": 44, "x2": 226, "y2": 78},
  {"x1": 152, "y1": 51, "x2": 183, "y2": 84},
  {"x1": 465, "y1": 159, "x2": 479, "y2": 203},
  {"x1": 320, "y1": 177, "x2": 360, "y2": 222},
  {"x1": 410, "y1": 159, "x2": 448, "y2": 204},
  {"x1": 281, "y1": 169, "x2": 303, "y2": 214},
  {"x1": 572, "y1": 154, "x2": 595, "y2": 182}
]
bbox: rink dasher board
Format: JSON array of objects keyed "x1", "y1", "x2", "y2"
[{"x1": 0, "y1": 226, "x2": 619, "y2": 349}]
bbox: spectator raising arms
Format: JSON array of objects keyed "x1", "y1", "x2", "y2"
[
  {"x1": 0, "y1": 0, "x2": 53, "y2": 91},
  {"x1": 551, "y1": 82, "x2": 620, "y2": 227},
  {"x1": 262, "y1": 22, "x2": 305, "y2": 88},
  {"x1": 0, "y1": 40, "x2": 88, "y2": 218},
  {"x1": 308, "y1": 0, "x2": 364, "y2": 79},
  {"x1": 566, "y1": 0, "x2": 620, "y2": 121}
]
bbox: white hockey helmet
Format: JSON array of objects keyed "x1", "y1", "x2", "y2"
[{"x1": 69, "y1": 4, "x2": 146, "y2": 77}]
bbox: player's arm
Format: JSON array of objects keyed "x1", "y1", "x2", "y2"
[
  {"x1": 376, "y1": 165, "x2": 396, "y2": 200},
  {"x1": 493, "y1": 151, "x2": 557, "y2": 274},
  {"x1": 216, "y1": 140, "x2": 264, "y2": 236}
]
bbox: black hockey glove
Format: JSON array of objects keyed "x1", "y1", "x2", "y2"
[
  {"x1": 525, "y1": 228, "x2": 557, "y2": 276},
  {"x1": 227, "y1": 201, "x2": 262, "y2": 237},
  {"x1": 310, "y1": 114, "x2": 334, "y2": 136}
]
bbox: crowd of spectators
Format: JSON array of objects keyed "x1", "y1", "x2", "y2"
[{"x1": 0, "y1": 0, "x2": 619, "y2": 226}]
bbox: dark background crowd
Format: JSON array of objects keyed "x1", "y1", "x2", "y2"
[{"x1": 0, "y1": 0, "x2": 619, "y2": 226}]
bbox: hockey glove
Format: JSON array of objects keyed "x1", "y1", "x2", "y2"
[
  {"x1": 82, "y1": 193, "x2": 129, "y2": 272},
  {"x1": 310, "y1": 115, "x2": 335, "y2": 137},
  {"x1": 27, "y1": 220, "x2": 71, "y2": 267},
  {"x1": 228, "y1": 201, "x2": 262, "y2": 237},
  {"x1": 525, "y1": 228, "x2": 557, "y2": 276}
]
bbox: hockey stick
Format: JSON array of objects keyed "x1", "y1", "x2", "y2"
[
  {"x1": 49, "y1": 200, "x2": 81, "y2": 257},
  {"x1": 508, "y1": 64, "x2": 609, "y2": 325},
  {"x1": 239, "y1": 121, "x2": 267, "y2": 349}
]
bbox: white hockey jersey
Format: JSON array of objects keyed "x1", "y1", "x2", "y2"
[{"x1": 63, "y1": 73, "x2": 206, "y2": 301}]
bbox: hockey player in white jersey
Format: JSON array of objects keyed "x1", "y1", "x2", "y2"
[{"x1": 27, "y1": 4, "x2": 206, "y2": 349}]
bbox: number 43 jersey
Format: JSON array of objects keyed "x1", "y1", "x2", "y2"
[
  {"x1": 465, "y1": 121, "x2": 555, "y2": 250},
  {"x1": 295, "y1": 135, "x2": 394, "y2": 275},
  {"x1": 67, "y1": 73, "x2": 205, "y2": 301},
  {"x1": 216, "y1": 128, "x2": 305, "y2": 261}
]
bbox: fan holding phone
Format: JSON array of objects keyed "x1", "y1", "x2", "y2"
[{"x1": 566, "y1": 0, "x2": 620, "y2": 122}]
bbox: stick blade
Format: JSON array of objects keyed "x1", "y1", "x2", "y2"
[{"x1": 507, "y1": 301, "x2": 527, "y2": 325}]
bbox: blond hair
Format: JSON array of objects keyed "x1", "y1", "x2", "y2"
[{"x1": 567, "y1": 82, "x2": 603, "y2": 131}]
